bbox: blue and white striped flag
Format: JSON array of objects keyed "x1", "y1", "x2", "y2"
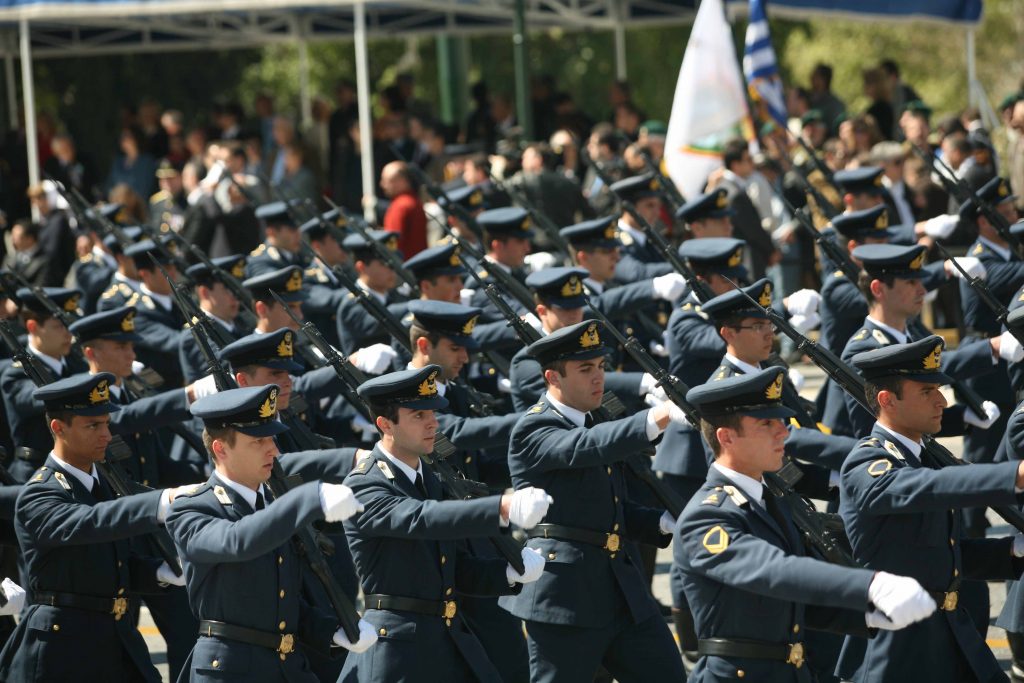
[{"x1": 743, "y1": 0, "x2": 787, "y2": 128}]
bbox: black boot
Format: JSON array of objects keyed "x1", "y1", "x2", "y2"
[
  {"x1": 1007, "y1": 631, "x2": 1024, "y2": 682},
  {"x1": 673, "y1": 607, "x2": 699, "y2": 673}
]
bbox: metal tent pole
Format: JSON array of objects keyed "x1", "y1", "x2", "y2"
[
  {"x1": 19, "y1": 19, "x2": 39, "y2": 220},
  {"x1": 298, "y1": 36, "x2": 313, "y2": 130},
  {"x1": 613, "y1": 0, "x2": 627, "y2": 80},
  {"x1": 513, "y1": 0, "x2": 532, "y2": 139},
  {"x1": 354, "y1": 1, "x2": 377, "y2": 222}
]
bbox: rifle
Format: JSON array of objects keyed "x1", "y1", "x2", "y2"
[
  {"x1": 768, "y1": 181, "x2": 859, "y2": 283},
  {"x1": 637, "y1": 146, "x2": 685, "y2": 214},
  {"x1": 272, "y1": 292, "x2": 527, "y2": 574},
  {"x1": 8, "y1": 273, "x2": 88, "y2": 365},
  {"x1": 911, "y1": 144, "x2": 1022, "y2": 255},
  {"x1": 480, "y1": 169, "x2": 573, "y2": 259},
  {"x1": 0, "y1": 317, "x2": 183, "y2": 575},
  {"x1": 585, "y1": 299, "x2": 856, "y2": 565},
  {"x1": 934, "y1": 241, "x2": 1024, "y2": 347},
  {"x1": 726, "y1": 278, "x2": 1024, "y2": 535},
  {"x1": 180, "y1": 285, "x2": 362, "y2": 641}
]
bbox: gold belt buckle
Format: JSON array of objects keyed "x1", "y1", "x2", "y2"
[
  {"x1": 942, "y1": 591, "x2": 959, "y2": 611},
  {"x1": 111, "y1": 597, "x2": 128, "y2": 621},
  {"x1": 604, "y1": 533, "x2": 620, "y2": 553},
  {"x1": 443, "y1": 600, "x2": 458, "y2": 626},
  {"x1": 278, "y1": 633, "x2": 295, "y2": 656},
  {"x1": 786, "y1": 642, "x2": 805, "y2": 668}
]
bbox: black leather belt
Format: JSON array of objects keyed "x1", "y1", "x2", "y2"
[
  {"x1": 698, "y1": 638, "x2": 806, "y2": 668},
  {"x1": 15, "y1": 446, "x2": 44, "y2": 463},
  {"x1": 363, "y1": 594, "x2": 458, "y2": 621},
  {"x1": 527, "y1": 523, "x2": 622, "y2": 553},
  {"x1": 928, "y1": 590, "x2": 959, "y2": 611},
  {"x1": 34, "y1": 590, "x2": 131, "y2": 621},
  {"x1": 199, "y1": 620, "x2": 296, "y2": 657}
]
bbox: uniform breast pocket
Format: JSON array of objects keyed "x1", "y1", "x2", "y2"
[{"x1": 192, "y1": 637, "x2": 252, "y2": 677}]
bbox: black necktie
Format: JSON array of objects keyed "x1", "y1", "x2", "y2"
[
  {"x1": 254, "y1": 490, "x2": 265, "y2": 511},
  {"x1": 91, "y1": 477, "x2": 108, "y2": 502},
  {"x1": 583, "y1": 413, "x2": 595, "y2": 429},
  {"x1": 59, "y1": 363, "x2": 71, "y2": 379},
  {"x1": 761, "y1": 485, "x2": 789, "y2": 533},
  {"x1": 414, "y1": 473, "x2": 428, "y2": 499}
]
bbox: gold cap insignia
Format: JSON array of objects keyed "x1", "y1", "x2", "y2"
[
  {"x1": 89, "y1": 379, "x2": 110, "y2": 405},
  {"x1": 875, "y1": 211, "x2": 889, "y2": 229},
  {"x1": 874, "y1": 173, "x2": 884, "y2": 187},
  {"x1": 449, "y1": 247, "x2": 462, "y2": 267},
  {"x1": 64, "y1": 294, "x2": 80, "y2": 313},
  {"x1": 702, "y1": 525, "x2": 730, "y2": 554},
  {"x1": 277, "y1": 331, "x2": 294, "y2": 358},
  {"x1": 758, "y1": 283, "x2": 772, "y2": 307},
  {"x1": 648, "y1": 177, "x2": 661, "y2": 192},
  {"x1": 908, "y1": 251, "x2": 924, "y2": 270},
  {"x1": 765, "y1": 373, "x2": 783, "y2": 400},
  {"x1": 120, "y1": 310, "x2": 135, "y2": 332},
  {"x1": 468, "y1": 190, "x2": 484, "y2": 207},
  {"x1": 417, "y1": 370, "x2": 439, "y2": 397},
  {"x1": 385, "y1": 235, "x2": 399, "y2": 251},
  {"x1": 923, "y1": 343, "x2": 942, "y2": 370},
  {"x1": 520, "y1": 216, "x2": 532, "y2": 231},
  {"x1": 461, "y1": 315, "x2": 479, "y2": 336},
  {"x1": 230, "y1": 260, "x2": 245, "y2": 279},
  {"x1": 727, "y1": 247, "x2": 742, "y2": 268},
  {"x1": 334, "y1": 215, "x2": 348, "y2": 228},
  {"x1": 603, "y1": 221, "x2": 617, "y2": 240},
  {"x1": 285, "y1": 269, "x2": 302, "y2": 292},
  {"x1": 999, "y1": 181, "x2": 1010, "y2": 197},
  {"x1": 715, "y1": 192, "x2": 728, "y2": 209},
  {"x1": 579, "y1": 322, "x2": 601, "y2": 348},
  {"x1": 258, "y1": 388, "x2": 278, "y2": 418},
  {"x1": 560, "y1": 276, "x2": 584, "y2": 298}
]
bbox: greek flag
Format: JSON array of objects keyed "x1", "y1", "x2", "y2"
[{"x1": 743, "y1": 0, "x2": 787, "y2": 127}]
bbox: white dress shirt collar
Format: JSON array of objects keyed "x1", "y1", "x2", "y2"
[
  {"x1": 617, "y1": 221, "x2": 647, "y2": 247},
  {"x1": 979, "y1": 236, "x2": 1012, "y2": 262},
  {"x1": 584, "y1": 277, "x2": 604, "y2": 295},
  {"x1": 875, "y1": 422, "x2": 923, "y2": 458},
  {"x1": 543, "y1": 390, "x2": 587, "y2": 428},
  {"x1": 378, "y1": 443, "x2": 423, "y2": 485},
  {"x1": 712, "y1": 462, "x2": 765, "y2": 507},
  {"x1": 215, "y1": 471, "x2": 267, "y2": 510},
  {"x1": 28, "y1": 344, "x2": 65, "y2": 377},
  {"x1": 49, "y1": 451, "x2": 99, "y2": 490},
  {"x1": 140, "y1": 285, "x2": 172, "y2": 311},
  {"x1": 723, "y1": 353, "x2": 761, "y2": 376},
  {"x1": 866, "y1": 317, "x2": 908, "y2": 344}
]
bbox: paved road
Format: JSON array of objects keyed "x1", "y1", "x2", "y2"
[{"x1": 139, "y1": 362, "x2": 1017, "y2": 680}]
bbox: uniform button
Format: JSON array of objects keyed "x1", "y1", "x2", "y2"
[
  {"x1": 118, "y1": 588, "x2": 125, "y2": 595},
  {"x1": 464, "y1": 456, "x2": 472, "y2": 464},
  {"x1": 279, "y1": 621, "x2": 286, "y2": 631},
  {"x1": 139, "y1": 457, "x2": 146, "y2": 464},
  {"x1": 143, "y1": 480, "x2": 149, "y2": 486},
  {"x1": 488, "y1": 368, "x2": 496, "y2": 375},
  {"x1": 614, "y1": 496, "x2": 619, "y2": 503},
  {"x1": 52, "y1": 624, "x2": 60, "y2": 632},
  {"x1": 548, "y1": 553, "x2": 556, "y2": 560},
  {"x1": 954, "y1": 569, "x2": 959, "y2": 577},
  {"x1": 950, "y1": 538, "x2": 955, "y2": 547},
  {"x1": 610, "y1": 553, "x2": 616, "y2": 559},
  {"x1": 606, "y1": 467, "x2": 612, "y2": 475},
  {"x1": 117, "y1": 561, "x2": 123, "y2": 568},
  {"x1": 279, "y1": 590, "x2": 285, "y2": 599},
  {"x1": 445, "y1": 588, "x2": 453, "y2": 596},
  {"x1": 792, "y1": 625, "x2": 800, "y2": 634},
  {"x1": 613, "y1": 523, "x2": 619, "y2": 531},
  {"x1": 441, "y1": 555, "x2": 447, "y2": 565},
  {"x1": 737, "y1": 670, "x2": 745, "y2": 678},
  {"x1": 379, "y1": 628, "x2": 387, "y2": 636},
  {"x1": 211, "y1": 660, "x2": 219, "y2": 668},
  {"x1": 278, "y1": 556, "x2": 284, "y2": 565}
]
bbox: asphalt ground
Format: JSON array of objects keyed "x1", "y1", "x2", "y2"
[{"x1": 138, "y1": 360, "x2": 1016, "y2": 681}]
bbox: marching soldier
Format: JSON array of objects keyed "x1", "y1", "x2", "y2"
[
  {"x1": 608, "y1": 173, "x2": 675, "y2": 283},
  {"x1": 838, "y1": 337, "x2": 1024, "y2": 682},
  {"x1": 676, "y1": 189, "x2": 736, "y2": 240},
  {"x1": 334, "y1": 230, "x2": 405, "y2": 356},
  {"x1": 676, "y1": 367, "x2": 936, "y2": 682},
  {"x1": 166, "y1": 385, "x2": 378, "y2": 682},
  {"x1": 502, "y1": 320, "x2": 688, "y2": 682},
  {"x1": 149, "y1": 159, "x2": 188, "y2": 234},
  {"x1": 465, "y1": 207, "x2": 534, "y2": 318},
  {"x1": 0, "y1": 372, "x2": 189, "y2": 682},
  {"x1": 0, "y1": 287, "x2": 86, "y2": 482},
  {"x1": 340, "y1": 365, "x2": 551, "y2": 682},
  {"x1": 246, "y1": 201, "x2": 308, "y2": 278},
  {"x1": 299, "y1": 210, "x2": 351, "y2": 349},
  {"x1": 178, "y1": 255, "x2": 252, "y2": 384}
]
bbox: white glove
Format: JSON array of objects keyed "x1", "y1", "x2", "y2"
[
  {"x1": 923, "y1": 288, "x2": 939, "y2": 304},
  {"x1": 865, "y1": 610, "x2": 901, "y2": 630},
  {"x1": 156, "y1": 561, "x2": 186, "y2": 587},
  {"x1": 659, "y1": 511, "x2": 677, "y2": 535},
  {"x1": 190, "y1": 374, "x2": 220, "y2": 401},
  {"x1": 1000, "y1": 330, "x2": 1024, "y2": 363},
  {"x1": 131, "y1": 360, "x2": 147, "y2": 376},
  {"x1": 0, "y1": 578, "x2": 26, "y2": 616},
  {"x1": 508, "y1": 487, "x2": 553, "y2": 529},
  {"x1": 497, "y1": 377, "x2": 513, "y2": 394},
  {"x1": 868, "y1": 571, "x2": 936, "y2": 628},
  {"x1": 644, "y1": 394, "x2": 692, "y2": 427},
  {"x1": 332, "y1": 619, "x2": 379, "y2": 653},
  {"x1": 351, "y1": 343, "x2": 398, "y2": 375},
  {"x1": 350, "y1": 414, "x2": 373, "y2": 434},
  {"x1": 948, "y1": 256, "x2": 987, "y2": 280},
  {"x1": 786, "y1": 289, "x2": 821, "y2": 317},
  {"x1": 789, "y1": 312, "x2": 820, "y2": 334},
  {"x1": 652, "y1": 273, "x2": 687, "y2": 302},
  {"x1": 320, "y1": 483, "x2": 364, "y2": 522},
  {"x1": 506, "y1": 547, "x2": 546, "y2": 584},
  {"x1": 923, "y1": 214, "x2": 959, "y2": 239},
  {"x1": 964, "y1": 400, "x2": 1000, "y2": 429},
  {"x1": 649, "y1": 339, "x2": 670, "y2": 357},
  {"x1": 1013, "y1": 533, "x2": 1024, "y2": 558},
  {"x1": 788, "y1": 367, "x2": 805, "y2": 393},
  {"x1": 524, "y1": 251, "x2": 559, "y2": 272},
  {"x1": 523, "y1": 313, "x2": 544, "y2": 335},
  {"x1": 395, "y1": 282, "x2": 413, "y2": 297},
  {"x1": 460, "y1": 288, "x2": 475, "y2": 307},
  {"x1": 639, "y1": 373, "x2": 659, "y2": 397}
]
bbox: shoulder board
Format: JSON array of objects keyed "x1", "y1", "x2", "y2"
[
  {"x1": 266, "y1": 246, "x2": 280, "y2": 261},
  {"x1": 712, "y1": 367, "x2": 730, "y2": 381},
  {"x1": 833, "y1": 270, "x2": 845, "y2": 278},
  {"x1": 852, "y1": 328, "x2": 869, "y2": 341},
  {"x1": 972, "y1": 242, "x2": 984, "y2": 256},
  {"x1": 176, "y1": 483, "x2": 206, "y2": 498},
  {"x1": 871, "y1": 329, "x2": 889, "y2": 346},
  {"x1": 53, "y1": 471, "x2": 72, "y2": 491},
  {"x1": 376, "y1": 460, "x2": 395, "y2": 481},
  {"x1": 883, "y1": 440, "x2": 906, "y2": 461},
  {"x1": 213, "y1": 485, "x2": 232, "y2": 505},
  {"x1": 78, "y1": 253, "x2": 97, "y2": 264},
  {"x1": 618, "y1": 230, "x2": 635, "y2": 246},
  {"x1": 149, "y1": 190, "x2": 170, "y2": 204},
  {"x1": 346, "y1": 292, "x2": 356, "y2": 300},
  {"x1": 681, "y1": 302, "x2": 693, "y2": 311},
  {"x1": 140, "y1": 294, "x2": 156, "y2": 310},
  {"x1": 29, "y1": 466, "x2": 52, "y2": 484},
  {"x1": 250, "y1": 244, "x2": 268, "y2": 257},
  {"x1": 701, "y1": 486, "x2": 726, "y2": 506},
  {"x1": 125, "y1": 292, "x2": 141, "y2": 306},
  {"x1": 722, "y1": 485, "x2": 747, "y2": 506},
  {"x1": 101, "y1": 282, "x2": 125, "y2": 299},
  {"x1": 527, "y1": 401, "x2": 547, "y2": 415},
  {"x1": 352, "y1": 454, "x2": 373, "y2": 475}
]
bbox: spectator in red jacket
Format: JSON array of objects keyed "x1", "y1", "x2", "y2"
[{"x1": 381, "y1": 161, "x2": 427, "y2": 258}]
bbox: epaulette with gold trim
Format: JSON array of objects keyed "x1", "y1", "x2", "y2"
[
  {"x1": 213, "y1": 485, "x2": 232, "y2": 505},
  {"x1": 701, "y1": 487, "x2": 726, "y2": 506},
  {"x1": 250, "y1": 244, "x2": 268, "y2": 257},
  {"x1": 722, "y1": 485, "x2": 747, "y2": 506},
  {"x1": 352, "y1": 454, "x2": 373, "y2": 475},
  {"x1": 527, "y1": 401, "x2": 547, "y2": 415},
  {"x1": 29, "y1": 466, "x2": 52, "y2": 484}
]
